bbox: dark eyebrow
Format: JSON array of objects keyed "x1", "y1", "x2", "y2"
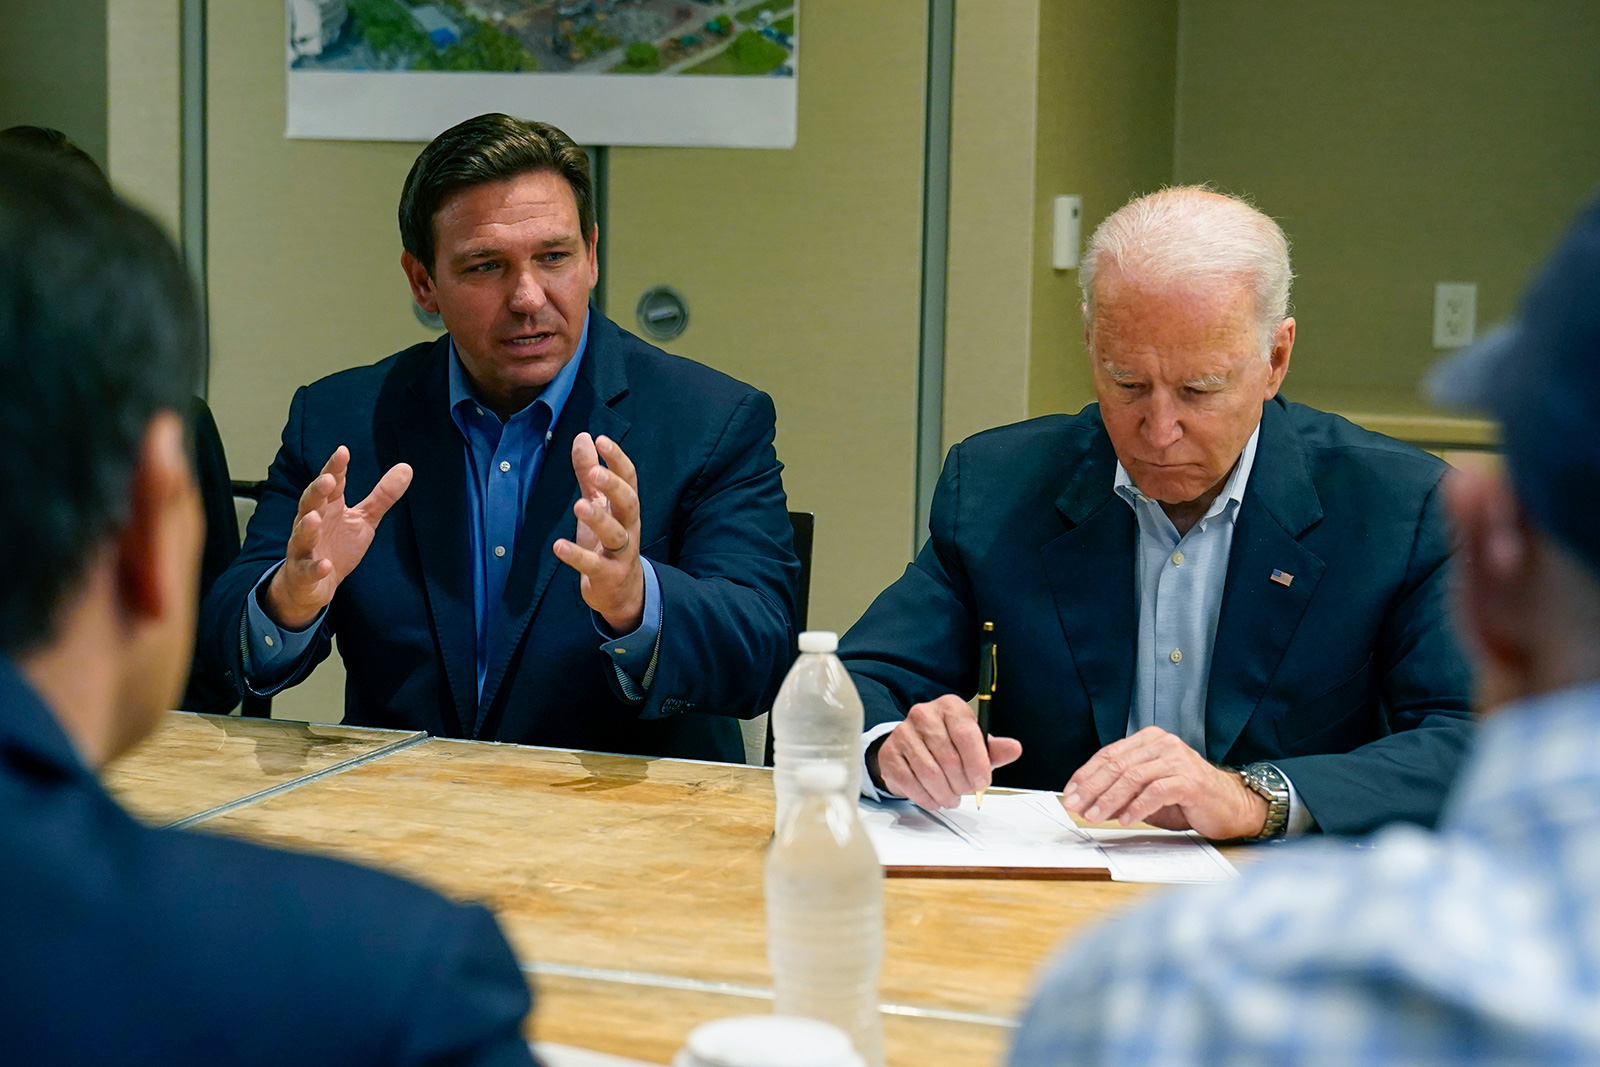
[
  {"x1": 449, "y1": 235, "x2": 580, "y2": 269},
  {"x1": 450, "y1": 246, "x2": 502, "y2": 268}
]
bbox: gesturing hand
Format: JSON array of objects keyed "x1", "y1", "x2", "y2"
[
  {"x1": 874, "y1": 694, "x2": 1024, "y2": 810},
  {"x1": 554, "y1": 433, "x2": 645, "y2": 633},
  {"x1": 1060, "y1": 726, "x2": 1268, "y2": 840},
  {"x1": 264, "y1": 446, "x2": 413, "y2": 631}
]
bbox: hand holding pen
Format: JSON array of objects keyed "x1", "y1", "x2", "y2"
[{"x1": 868, "y1": 620, "x2": 1022, "y2": 811}]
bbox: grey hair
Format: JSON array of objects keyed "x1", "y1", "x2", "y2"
[{"x1": 1081, "y1": 186, "x2": 1293, "y2": 359}]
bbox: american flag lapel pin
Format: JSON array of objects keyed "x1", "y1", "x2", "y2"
[{"x1": 1270, "y1": 569, "x2": 1294, "y2": 587}]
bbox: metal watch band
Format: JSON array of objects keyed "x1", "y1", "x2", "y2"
[{"x1": 1236, "y1": 761, "x2": 1291, "y2": 840}]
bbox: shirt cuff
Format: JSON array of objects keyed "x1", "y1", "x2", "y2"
[
  {"x1": 1266, "y1": 762, "x2": 1317, "y2": 836},
  {"x1": 594, "y1": 558, "x2": 662, "y2": 697},
  {"x1": 244, "y1": 562, "x2": 325, "y2": 687},
  {"x1": 859, "y1": 721, "x2": 901, "y2": 800}
]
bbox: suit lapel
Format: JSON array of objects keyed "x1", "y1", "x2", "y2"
[
  {"x1": 1040, "y1": 424, "x2": 1138, "y2": 750},
  {"x1": 477, "y1": 310, "x2": 632, "y2": 724},
  {"x1": 1204, "y1": 399, "x2": 1326, "y2": 762},
  {"x1": 379, "y1": 338, "x2": 478, "y2": 736}
]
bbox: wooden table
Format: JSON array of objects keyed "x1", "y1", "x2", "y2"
[
  {"x1": 107, "y1": 720, "x2": 1175, "y2": 1066},
  {"x1": 103, "y1": 711, "x2": 423, "y2": 827}
]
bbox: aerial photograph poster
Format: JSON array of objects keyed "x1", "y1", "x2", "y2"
[{"x1": 286, "y1": 0, "x2": 798, "y2": 147}]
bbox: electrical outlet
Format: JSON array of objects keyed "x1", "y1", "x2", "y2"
[{"x1": 1433, "y1": 282, "x2": 1477, "y2": 349}]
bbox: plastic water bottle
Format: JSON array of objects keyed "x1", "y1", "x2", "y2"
[
  {"x1": 771, "y1": 631, "x2": 864, "y2": 827},
  {"x1": 765, "y1": 761, "x2": 885, "y2": 1067},
  {"x1": 672, "y1": 1015, "x2": 865, "y2": 1067}
]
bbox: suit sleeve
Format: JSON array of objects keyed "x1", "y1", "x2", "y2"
[
  {"x1": 837, "y1": 443, "x2": 981, "y2": 731},
  {"x1": 196, "y1": 385, "x2": 335, "y2": 700},
  {"x1": 632, "y1": 390, "x2": 801, "y2": 721},
  {"x1": 1271, "y1": 477, "x2": 1476, "y2": 833},
  {"x1": 386, "y1": 903, "x2": 538, "y2": 1067}
]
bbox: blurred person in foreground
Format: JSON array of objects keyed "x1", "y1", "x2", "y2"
[
  {"x1": 1009, "y1": 196, "x2": 1600, "y2": 1063},
  {"x1": 0, "y1": 124, "x2": 243, "y2": 714},
  {"x1": 0, "y1": 149, "x2": 536, "y2": 1065},
  {"x1": 843, "y1": 187, "x2": 1472, "y2": 839}
]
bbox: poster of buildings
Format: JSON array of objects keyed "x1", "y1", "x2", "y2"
[{"x1": 286, "y1": 0, "x2": 798, "y2": 147}]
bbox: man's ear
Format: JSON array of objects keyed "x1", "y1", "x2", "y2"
[
  {"x1": 1262, "y1": 317, "x2": 1295, "y2": 400},
  {"x1": 401, "y1": 250, "x2": 439, "y2": 314},
  {"x1": 1444, "y1": 462, "x2": 1535, "y2": 706},
  {"x1": 114, "y1": 412, "x2": 198, "y2": 625},
  {"x1": 587, "y1": 224, "x2": 600, "y2": 291}
]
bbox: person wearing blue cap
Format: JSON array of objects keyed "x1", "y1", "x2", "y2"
[{"x1": 1007, "y1": 195, "x2": 1600, "y2": 1064}]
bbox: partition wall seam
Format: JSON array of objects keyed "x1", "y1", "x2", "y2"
[{"x1": 914, "y1": 0, "x2": 956, "y2": 554}]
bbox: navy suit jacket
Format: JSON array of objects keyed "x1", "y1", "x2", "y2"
[
  {"x1": 840, "y1": 398, "x2": 1475, "y2": 835},
  {"x1": 200, "y1": 310, "x2": 798, "y2": 762},
  {"x1": 0, "y1": 658, "x2": 534, "y2": 1066}
]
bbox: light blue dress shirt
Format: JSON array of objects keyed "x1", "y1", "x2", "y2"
[
  {"x1": 1115, "y1": 427, "x2": 1258, "y2": 749},
  {"x1": 1009, "y1": 680, "x2": 1600, "y2": 1066},
  {"x1": 243, "y1": 313, "x2": 662, "y2": 703},
  {"x1": 1114, "y1": 425, "x2": 1310, "y2": 833}
]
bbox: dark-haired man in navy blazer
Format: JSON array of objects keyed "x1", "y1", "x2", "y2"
[
  {"x1": 0, "y1": 147, "x2": 534, "y2": 1066},
  {"x1": 200, "y1": 115, "x2": 797, "y2": 762},
  {"x1": 843, "y1": 188, "x2": 1473, "y2": 838}
]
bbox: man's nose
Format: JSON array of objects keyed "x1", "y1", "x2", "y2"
[
  {"x1": 507, "y1": 269, "x2": 547, "y2": 316},
  {"x1": 1142, "y1": 394, "x2": 1182, "y2": 450}
]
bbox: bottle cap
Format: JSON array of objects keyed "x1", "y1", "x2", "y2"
[
  {"x1": 794, "y1": 761, "x2": 849, "y2": 794},
  {"x1": 674, "y1": 1015, "x2": 864, "y2": 1067},
  {"x1": 797, "y1": 631, "x2": 838, "y2": 653}
]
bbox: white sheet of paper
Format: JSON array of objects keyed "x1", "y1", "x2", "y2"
[{"x1": 859, "y1": 792, "x2": 1237, "y2": 883}]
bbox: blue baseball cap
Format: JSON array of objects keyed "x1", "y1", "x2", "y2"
[{"x1": 1427, "y1": 194, "x2": 1600, "y2": 573}]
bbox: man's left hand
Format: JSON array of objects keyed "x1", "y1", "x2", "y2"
[
  {"x1": 1061, "y1": 726, "x2": 1267, "y2": 840},
  {"x1": 554, "y1": 432, "x2": 645, "y2": 632}
]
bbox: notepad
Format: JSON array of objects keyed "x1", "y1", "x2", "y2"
[{"x1": 859, "y1": 791, "x2": 1237, "y2": 883}]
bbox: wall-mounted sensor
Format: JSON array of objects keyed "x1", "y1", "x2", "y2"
[
  {"x1": 1052, "y1": 195, "x2": 1082, "y2": 270},
  {"x1": 637, "y1": 285, "x2": 689, "y2": 342}
]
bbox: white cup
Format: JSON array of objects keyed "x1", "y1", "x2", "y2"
[{"x1": 672, "y1": 1016, "x2": 865, "y2": 1067}]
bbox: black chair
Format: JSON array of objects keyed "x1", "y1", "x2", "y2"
[
  {"x1": 230, "y1": 479, "x2": 274, "y2": 718},
  {"x1": 787, "y1": 509, "x2": 814, "y2": 633},
  {"x1": 760, "y1": 510, "x2": 816, "y2": 765},
  {"x1": 179, "y1": 398, "x2": 247, "y2": 715}
]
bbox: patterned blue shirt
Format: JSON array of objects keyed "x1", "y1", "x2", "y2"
[
  {"x1": 244, "y1": 315, "x2": 661, "y2": 703},
  {"x1": 1008, "y1": 681, "x2": 1600, "y2": 1066}
]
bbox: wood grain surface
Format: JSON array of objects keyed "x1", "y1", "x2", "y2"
[
  {"x1": 201, "y1": 739, "x2": 1170, "y2": 1025},
  {"x1": 101, "y1": 711, "x2": 421, "y2": 826},
  {"x1": 528, "y1": 971, "x2": 1012, "y2": 1067}
]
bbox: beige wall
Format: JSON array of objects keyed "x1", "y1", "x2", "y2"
[
  {"x1": 106, "y1": 0, "x2": 181, "y2": 235},
  {"x1": 572, "y1": 1, "x2": 931, "y2": 633},
  {"x1": 943, "y1": 0, "x2": 1179, "y2": 436},
  {"x1": 1027, "y1": 0, "x2": 1177, "y2": 420},
  {"x1": 940, "y1": 0, "x2": 1040, "y2": 450},
  {"x1": 0, "y1": 0, "x2": 108, "y2": 167},
  {"x1": 1175, "y1": 0, "x2": 1600, "y2": 421}
]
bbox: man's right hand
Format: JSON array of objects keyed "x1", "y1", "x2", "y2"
[
  {"x1": 263, "y1": 446, "x2": 413, "y2": 631},
  {"x1": 873, "y1": 694, "x2": 1023, "y2": 810}
]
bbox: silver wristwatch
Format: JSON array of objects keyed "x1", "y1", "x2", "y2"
[{"x1": 1235, "y1": 761, "x2": 1290, "y2": 840}]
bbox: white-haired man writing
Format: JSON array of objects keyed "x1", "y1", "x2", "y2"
[
  {"x1": 1007, "y1": 191, "x2": 1600, "y2": 1067},
  {"x1": 840, "y1": 187, "x2": 1474, "y2": 839}
]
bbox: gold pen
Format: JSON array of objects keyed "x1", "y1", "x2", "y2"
[{"x1": 976, "y1": 621, "x2": 996, "y2": 808}]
